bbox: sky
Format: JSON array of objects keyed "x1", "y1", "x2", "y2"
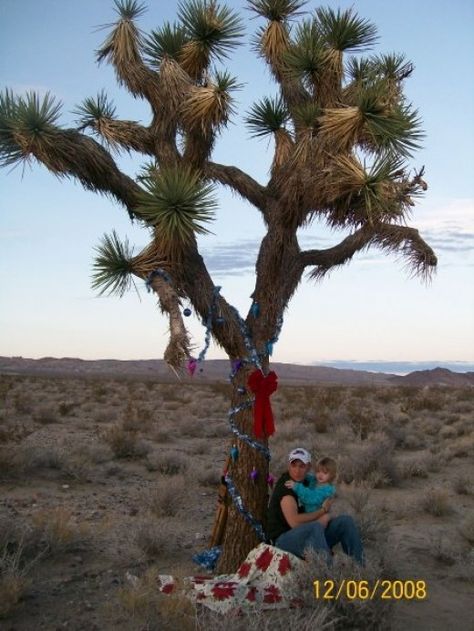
[{"x1": 1, "y1": 0, "x2": 473, "y2": 367}]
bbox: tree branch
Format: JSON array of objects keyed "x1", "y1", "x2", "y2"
[
  {"x1": 302, "y1": 222, "x2": 437, "y2": 280},
  {"x1": 97, "y1": 15, "x2": 162, "y2": 111},
  {"x1": 29, "y1": 128, "x2": 142, "y2": 217},
  {"x1": 147, "y1": 273, "x2": 191, "y2": 370},
  {"x1": 85, "y1": 118, "x2": 155, "y2": 155},
  {"x1": 205, "y1": 162, "x2": 268, "y2": 212}
]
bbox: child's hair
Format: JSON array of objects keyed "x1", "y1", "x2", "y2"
[{"x1": 315, "y1": 456, "x2": 337, "y2": 482}]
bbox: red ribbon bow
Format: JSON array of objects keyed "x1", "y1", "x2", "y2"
[{"x1": 247, "y1": 369, "x2": 278, "y2": 439}]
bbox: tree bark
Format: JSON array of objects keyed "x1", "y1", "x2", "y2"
[{"x1": 216, "y1": 364, "x2": 270, "y2": 573}]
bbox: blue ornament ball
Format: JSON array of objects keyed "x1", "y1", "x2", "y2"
[{"x1": 183, "y1": 308, "x2": 192, "y2": 317}]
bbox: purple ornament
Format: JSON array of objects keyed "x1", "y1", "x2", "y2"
[
  {"x1": 231, "y1": 359, "x2": 243, "y2": 374},
  {"x1": 250, "y1": 467, "x2": 259, "y2": 483},
  {"x1": 186, "y1": 358, "x2": 197, "y2": 376},
  {"x1": 266, "y1": 474, "x2": 275, "y2": 489}
]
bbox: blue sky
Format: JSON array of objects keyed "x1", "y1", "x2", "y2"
[{"x1": 1, "y1": 0, "x2": 473, "y2": 365}]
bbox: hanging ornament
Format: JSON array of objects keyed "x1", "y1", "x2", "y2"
[
  {"x1": 216, "y1": 317, "x2": 225, "y2": 324},
  {"x1": 231, "y1": 359, "x2": 243, "y2": 374},
  {"x1": 183, "y1": 307, "x2": 192, "y2": 317},
  {"x1": 250, "y1": 467, "x2": 259, "y2": 483},
  {"x1": 237, "y1": 386, "x2": 246, "y2": 395},
  {"x1": 186, "y1": 358, "x2": 197, "y2": 376},
  {"x1": 250, "y1": 301, "x2": 260, "y2": 318},
  {"x1": 230, "y1": 445, "x2": 239, "y2": 462},
  {"x1": 265, "y1": 341, "x2": 274, "y2": 356},
  {"x1": 266, "y1": 474, "x2": 275, "y2": 489}
]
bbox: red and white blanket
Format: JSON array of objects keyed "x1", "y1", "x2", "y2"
[{"x1": 156, "y1": 544, "x2": 304, "y2": 613}]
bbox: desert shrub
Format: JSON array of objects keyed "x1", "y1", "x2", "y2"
[
  {"x1": 197, "y1": 607, "x2": 333, "y2": 631},
  {"x1": 149, "y1": 475, "x2": 186, "y2": 517},
  {"x1": 118, "y1": 567, "x2": 196, "y2": 631},
  {"x1": 0, "y1": 543, "x2": 33, "y2": 618},
  {"x1": 346, "y1": 402, "x2": 379, "y2": 439},
  {"x1": 102, "y1": 423, "x2": 150, "y2": 459},
  {"x1": 343, "y1": 483, "x2": 372, "y2": 514},
  {"x1": 193, "y1": 462, "x2": 222, "y2": 488},
  {"x1": 400, "y1": 458, "x2": 429, "y2": 479},
  {"x1": 381, "y1": 424, "x2": 407, "y2": 448},
  {"x1": 95, "y1": 407, "x2": 117, "y2": 423},
  {"x1": 32, "y1": 507, "x2": 91, "y2": 556},
  {"x1": 431, "y1": 536, "x2": 460, "y2": 566},
  {"x1": 402, "y1": 389, "x2": 446, "y2": 413},
  {"x1": 310, "y1": 410, "x2": 330, "y2": 433},
  {"x1": 0, "y1": 420, "x2": 33, "y2": 445},
  {"x1": 452, "y1": 475, "x2": 472, "y2": 495},
  {"x1": 13, "y1": 394, "x2": 34, "y2": 414},
  {"x1": 439, "y1": 425, "x2": 457, "y2": 440},
  {"x1": 420, "y1": 488, "x2": 453, "y2": 517},
  {"x1": 356, "y1": 507, "x2": 389, "y2": 546},
  {"x1": 32, "y1": 404, "x2": 58, "y2": 424},
  {"x1": 375, "y1": 388, "x2": 400, "y2": 404},
  {"x1": 339, "y1": 434, "x2": 399, "y2": 487},
  {"x1": 201, "y1": 421, "x2": 229, "y2": 439},
  {"x1": 145, "y1": 450, "x2": 188, "y2": 475},
  {"x1": 17, "y1": 444, "x2": 64, "y2": 472},
  {"x1": 58, "y1": 401, "x2": 76, "y2": 416},
  {"x1": 135, "y1": 518, "x2": 179, "y2": 557},
  {"x1": 458, "y1": 513, "x2": 474, "y2": 544}
]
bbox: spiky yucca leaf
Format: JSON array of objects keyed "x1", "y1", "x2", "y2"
[
  {"x1": 288, "y1": 102, "x2": 322, "y2": 164},
  {"x1": 0, "y1": 90, "x2": 62, "y2": 167},
  {"x1": 178, "y1": 0, "x2": 243, "y2": 77},
  {"x1": 362, "y1": 102, "x2": 423, "y2": 158},
  {"x1": 292, "y1": 101, "x2": 322, "y2": 129},
  {"x1": 314, "y1": 6, "x2": 377, "y2": 53},
  {"x1": 324, "y1": 153, "x2": 410, "y2": 226},
  {"x1": 318, "y1": 106, "x2": 363, "y2": 153},
  {"x1": 247, "y1": 0, "x2": 306, "y2": 21},
  {"x1": 245, "y1": 96, "x2": 289, "y2": 138},
  {"x1": 112, "y1": 0, "x2": 146, "y2": 20},
  {"x1": 283, "y1": 19, "x2": 326, "y2": 90},
  {"x1": 255, "y1": 19, "x2": 290, "y2": 66},
  {"x1": 136, "y1": 166, "x2": 217, "y2": 256},
  {"x1": 74, "y1": 91, "x2": 116, "y2": 130},
  {"x1": 371, "y1": 53, "x2": 414, "y2": 82},
  {"x1": 181, "y1": 71, "x2": 240, "y2": 133},
  {"x1": 92, "y1": 231, "x2": 135, "y2": 296},
  {"x1": 144, "y1": 22, "x2": 188, "y2": 68}
]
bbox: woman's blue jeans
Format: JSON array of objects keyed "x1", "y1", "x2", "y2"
[{"x1": 274, "y1": 515, "x2": 364, "y2": 565}]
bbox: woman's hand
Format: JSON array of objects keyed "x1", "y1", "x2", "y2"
[{"x1": 322, "y1": 497, "x2": 334, "y2": 513}]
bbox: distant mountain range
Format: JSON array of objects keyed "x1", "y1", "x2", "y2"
[
  {"x1": 1, "y1": 356, "x2": 473, "y2": 387},
  {"x1": 315, "y1": 360, "x2": 474, "y2": 375}
]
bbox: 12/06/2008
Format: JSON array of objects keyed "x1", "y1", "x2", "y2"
[{"x1": 313, "y1": 579, "x2": 428, "y2": 600}]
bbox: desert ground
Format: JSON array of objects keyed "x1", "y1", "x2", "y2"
[{"x1": 0, "y1": 370, "x2": 473, "y2": 630}]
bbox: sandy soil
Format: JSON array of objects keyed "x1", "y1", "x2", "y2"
[{"x1": 0, "y1": 373, "x2": 473, "y2": 630}]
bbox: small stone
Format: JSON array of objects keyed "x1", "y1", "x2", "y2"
[{"x1": 62, "y1": 484, "x2": 70, "y2": 489}]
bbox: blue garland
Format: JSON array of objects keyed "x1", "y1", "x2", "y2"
[
  {"x1": 224, "y1": 473, "x2": 266, "y2": 542},
  {"x1": 197, "y1": 285, "x2": 221, "y2": 363},
  {"x1": 145, "y1": 268, "x2": 172, "y2": 291},
  {"x1": 227, "y1": 402, "x2": 271, "y2": 460}
]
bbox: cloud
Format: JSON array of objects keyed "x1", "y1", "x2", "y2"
[
  {"x1": 415, "y1": 198, "x2": 474, "y2": 253},
  {"x1": 201, "y1": 234, "x2": 337, "y2": 276},
  {"x1": 201, "y1": 240, "x2": 258, "y2": 275}
]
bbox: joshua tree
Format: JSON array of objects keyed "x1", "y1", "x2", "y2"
[{"x1": 0, "y1": 0, "x2": 436, "y2": 572}]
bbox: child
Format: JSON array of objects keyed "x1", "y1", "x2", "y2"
[{"x1": 285, "y1": 456, "x2": 337, "y2": 513}]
